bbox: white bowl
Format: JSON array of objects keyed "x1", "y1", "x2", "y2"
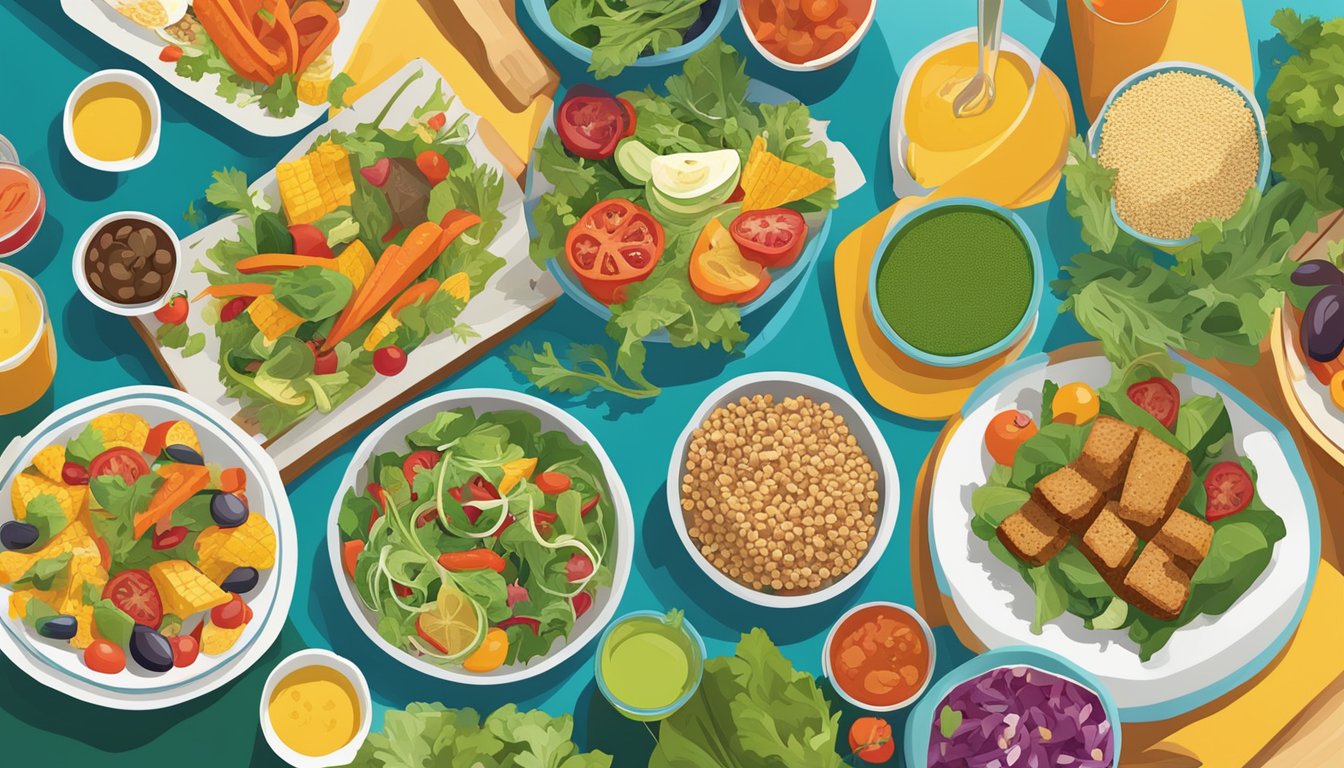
[
  {"x1": 0, "y1": 386, "x2": 297, "y2": 710},
  {"x1": 63, "y1": 68, "x2": 161, "y2": 172},
  {"x1": 326, "y1": 388, "x2": 635, "y2": 685},
  {"x1": 72, "y1": 210, "x2": 183, "y2": 316},
  {"x1": 260, "y1": 650, "x2": 372, "y2": 768},
  {"x1": 821, "y1": 601, "x2": 936, "y2": 712},
  {"x1": 667, "y1": 372, "x2": 899, "y2": 608},
  {"x1": 738, "y1": 3, "x2": 877, "y2": 72}
]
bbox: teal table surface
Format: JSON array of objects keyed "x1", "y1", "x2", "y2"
[{"x1": 0, "y1": 0, "x2": 1330, "y2": 764}]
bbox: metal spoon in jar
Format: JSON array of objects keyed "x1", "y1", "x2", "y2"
[{"x1": 952, "y1": 0, "x2": 1005, "y2": 117}]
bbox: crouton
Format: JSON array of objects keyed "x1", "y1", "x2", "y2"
[
  {"x1": 1118, "y1": 430, "x2": 1191, "y2": 536},
  {"x1": 1079, "y1": 503, "x2": 1139, "y2": 577},
  {"x1": 996, "y1": 500, "x2": 1069, "y2": 566},
  {"x1": 1122, "y1": 544, "x2": 1190, "y2": 621},
  {"x1": 1031, "y1": 466, "x2": 1106, "y2": 533},
  {"x1": 1076, "y1": 416, "x2": 1139, "y2": 491},
  {"x1": 1152, "y1": 509, "x2": 1214, "y2": 572}
]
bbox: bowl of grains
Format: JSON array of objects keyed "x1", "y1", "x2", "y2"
[
  {"x1": 1087, "y1": 62, "x2": 1270, "y2": 248},
  {"x1": 668, "y1": 371, "x2": 899, "y2": 608}
]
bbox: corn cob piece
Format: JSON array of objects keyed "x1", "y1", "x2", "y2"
[
  {"x1": 91, "y1": 412, "x2": 150, "y2": 452},
  {"x1": 148, "y1": 560, "x2": 230, "y2": 618},
  {"x1": 334, "y1": 240, "x2": 375, "y2": 291},
  {"x1": 441, "y1": 272, "x2": 471, "y2": 303},
  {"x1": 195, "y1": 513, "x2": 277, "y2": 584},
  {"x1": 0, "y1": 519, "x2": 94, "y2": 583},
  {"x1": 297, "y1": 49, "x2": 334, "y2": 106},
  {"x1": 32, "y1": 445, "x2": 67, "y2": 483},
  {"x1": 276, "y1": 141, "x2": 355, "y2": 225},
  {"x1": 248, "y1": 294, "x2": 304, "y2": 341},
  {"x1": 10, "y1": 474, "x2": 86, "y2": 528},
  {"x1": 164, "y1": 420, "x2": 201, "y2": 453},
  {"x1": 201, "y1": 620, "x2": 247, "y2": 655}
]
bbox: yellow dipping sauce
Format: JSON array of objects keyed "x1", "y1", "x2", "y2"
[
  {"x1": 71, "y1": 82, "x2": 152, "y2": 162},
  {"x1": 0, "y1": 268, "x2": 41, "y2": 361},
  {"x1": 267, "y1": 665, "x2": 362, "y2": 757}
]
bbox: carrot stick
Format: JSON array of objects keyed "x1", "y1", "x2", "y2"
[
  {"x1": 235, "y1": 254, "x2": 341, "y2": 274},
  {"x1": 193, "y1": 283, "x2": 273, "y2": 302},
  {"x1": 388, "y1": 279, "x2": 440, "y2": 315}
]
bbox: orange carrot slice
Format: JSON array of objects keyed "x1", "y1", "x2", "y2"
[
  {"x1": 134, "y1": 464, "x2": 212, "y2": 537},
  {"x1": 193, "y1": 283, "x2": 273, "y2": 302}
]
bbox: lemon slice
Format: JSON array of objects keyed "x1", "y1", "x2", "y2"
[{"x1": 413, "y1": 583, "x2": 484, "y2": 662}]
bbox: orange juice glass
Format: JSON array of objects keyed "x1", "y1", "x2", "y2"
[{"x1": 0, "y1": 264, "x2": 56, "y2": 414}]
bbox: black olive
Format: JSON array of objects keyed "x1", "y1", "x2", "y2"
[
  {"x1": 210, "y1": 491, "x2": 249, "y2": 528},
  {"x1": 0, "y1": 521, "x2": 40, "y2": 551},
  {"x1": 163, "y1": 444, "x2": 204, "y2": 465},
  {"x1": 1291, "y1": 260, "x2": 1344, "y2": 288},
  {"x1": 1302, "y1": 285, "x2": 1344, "y2": 363},
  {"x1": 129, "y1": 624, "x2": 174, "y2": 672},
  {"x1": 220, "y1": 566, "x2": 260, "y2": 594},
  {"x1": 38, "y1": 615, "x2": 78, "y2": 641}
]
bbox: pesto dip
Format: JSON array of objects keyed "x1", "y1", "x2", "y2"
[{"x1": 873, "y1": 205, "x2": 1034, "y2": 358}]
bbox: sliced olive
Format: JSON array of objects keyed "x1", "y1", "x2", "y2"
[
  {"x1": 163, "y1": 444, "x2": 204, "y2": 465},
  {"x1": 210, "y1": 491, "x2": 249, "y2": 528},
  {"x1": 0, "y1": 521, "x2": 40, "y2": 551},
  {"x1": 220, "y1": 567, "x2": 259, "y2": 594},
  {"x1": 38, "y1": 615, "x2": 78, "y2": 641}
]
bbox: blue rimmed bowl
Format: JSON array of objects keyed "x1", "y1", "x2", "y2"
[
  {"x1": 521, "y1": 0, "x2": 737, "y2": 73},
  {"x1": 1086, "y1": 61, "x2": 1271, "y2": 250},
  {"x1": 594, "y1": 610, "x2": 706, "y2": 721},
  {"x1": 904, "y1": 646, "x2": 1124, "y2": 768},
  {"x1": 867, "y1": 197, "x2": 1043, "y2": 368}
]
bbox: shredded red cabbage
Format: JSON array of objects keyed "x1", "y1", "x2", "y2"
[{"x1": 928, "y1": 665, "x2": 1114, "y2": 768}]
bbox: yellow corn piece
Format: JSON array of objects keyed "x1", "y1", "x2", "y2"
[
  {"x1": 0, "y1": 519, "x2": 94, "y2": 583},
  {"x1": 10, "y1": 474, "x2": 86, "y2": 528},
  {"x1": 362, "y1": 311, "x2": 400, "y2": 352},
  {"x1": 498, "y1": 457, "x2": 538, "y2": 495},
  {"x1": 334, "y1": 240, "x2": 374, "y2": 291},
  {"x1": 276, "y1": 141, "x2": 355, "y2": 225},
  {"x1": 32, "y1": 446, "x2": 67, "y2": 483},
  {"x1": 441, "y1": 272, "x2": 471, "y2": 303},
  {"x1": 164, "y1": 420, "x2": 201, "y2": 453},
  {"x1": 148, "y1": 560, "x2": 230, "y2": 618},
  {"x1": 201, "y1": 620, "x2": 246, "y2": 655},
  {"x1": 195, "y1": 514, "x2": 277, "y2": 584},
  {"x1": 248, "y1": 293, "x2": 304, "y2": 341},
  {"x1": 739, "y1": 136, "x2": 832, "y2": 212},
  {"x1": 297, "y1": 49, "x2": 333, "y2": 106},
  {"x1": 91, "y1": 412, "x2": 150, "y2": 452}
]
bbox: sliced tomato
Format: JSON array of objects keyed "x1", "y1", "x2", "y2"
[
  {"x1": 89, "y1": 447, "x2": 150, "y2": 484},
  {"x1": 1127, "y1": 377, "x2": 1180, "y2": 430},
  {"x1": 729, "y1": 208, "x2": 809, "y2": 268},
  {"x1": 1204, "y1": 462, "x2": 1254, "y2": 521},
  {"x1": 403, "y1": 450, "x2": 441, "y2": 500},
  {"x1": 616, "y1": 97, "x2": 638, "y2": 137},
  {"x1": 556, "y1": 86, "x2": 629, "y2": 160},
  {"x1": 103, "y1": 569, "x2": 163, "y2": 629},
  {"x1": 566, "y1": 199, "x2": 664, "y2": 304},
  {"x1": 342, "y1": 539, "x2": 364, "y2": 579},
  {"x1": 566, "y1": 552, "x2": 594, "y2": 582},
  {"x1": 690, "y1": 219, "x2": 770, "y2": 304}
]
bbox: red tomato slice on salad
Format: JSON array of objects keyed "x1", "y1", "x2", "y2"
[
  {"x1": 729, "y1": 208, "x2": 809, "y2": 268},
  {"x1": 103, "y1": 569, "x2": 163, "y2": 629},
  {"x1": 1204, "y1": 461, "x2": 1254, "y2": 520},
  {"x1": 566, "y1": 199, "x2": 664, "y2": 304},
  {"x1": 89, "y1": 447, "x2": 150, "y2": 484},
  {"x1": 1127, "y1": 377, "x2": 1180, "y2": 429},
  {"x1": 556, "y1": 86, "x2": 630, "y2": 160},
  {"x1": 403, "y1": 450, "x2": 441, "y2": 493}
]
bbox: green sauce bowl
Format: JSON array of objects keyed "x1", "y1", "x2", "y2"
[
  {"x1": 593, "y1": 610, "x2": 706, "y2": 722},
  {"x1": 867, "y1": 197, "x2": 1043, "y2": 368}
]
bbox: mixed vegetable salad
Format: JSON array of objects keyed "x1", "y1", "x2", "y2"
[
  {"x1": 972, "y1": 365, "x2": 1285, "y2": 660},
  {"x1": 194, "y1": 70, "x2": 506, "y2": 437},
  {"x1": 0, "y1": 412, "x2": 276, "y2": 677},
  {"x1": 513, "y1": 42, "x2": 838, "y2": 398},
  {"x1": 336, "y1": 407, "x2": 617, "y2": 674},
  {"x1": 546, "y1": 0, "x2": 717, "y2": 79}
]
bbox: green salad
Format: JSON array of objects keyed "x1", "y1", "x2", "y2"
[
  {"x1": 336, "y1": 406, "x2": 617, "y2": 673},
  {"x1": 548, "y1": 0, "x2": 712, "y2": 79}
]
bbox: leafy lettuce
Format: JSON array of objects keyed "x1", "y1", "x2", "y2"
[{"x1": 548, "y1": 0, "x2": 709, "y2": 79}]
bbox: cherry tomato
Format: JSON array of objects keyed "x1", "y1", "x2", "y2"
[
  {"x1": 220, "y1": 296, "x2": 254, "y2": 323},
  {"x1": 1128, "y1": 377, "x2": 1180, "y2": 430},
  {"x1": 848, "y1": 716, "x2": 894, "y2": 763},
  {"x1": 314, "y1": 348, "x2": 339, "y2": 375},
  {"x1": 1052, "y1": 382, "x2": 1100, "y2": 426},
  {"x1": 1204, "y1": 461, "x2": 1254, "y2": 521},
  {"x1": 152, "y1": 525, "x2": 188, "y2": 550},
  {"x1": 534, "y1": 471, "x2": 571, "y2": 495},
  {"x1": 170, "y1": 634, "x2": 200, "y2": 668},
  {"x1": 159, "y1": 45, "x2": 183, "y2": 62},
  {"x1": 565, "y1": 552, "x2": 594, "y2": 582},
  {"x1": 89, "y1": 447, "x2": 150, "y2": 484},
  {"x1": 373, "y1": 345, "x2": 408, "y2": 376},
  {"x1": 154, "y1": 293, "x2": 188, "y2": 324},
  {"x1": 416, "y1": 150, "x2": 450, "y2": 185},
  {"x1": 984, "y1": 410, "x2": 1038, "y2": 466},
  {"x1": 403, "y1": 450, "x2": 441, "y2": 487},
  {"x1": 211, "y1": 594, "x2": 248, "y2": 630},
  {"x1": 556, "y1": 86, "x2": 630, "y2": 160},
  {"x1": 729, "y1": 208, "x2": 809, "y2": 268},
  {"x1": 85, "y1": 640, "x2": 126, "y2": 675},
  {"x1": 103, "y1": 569, "x2": 163, "y2": 628},
  {"x1": 426, "y1": 112, "x2": 446, "y2": 131},
  {"x1": 567, "y1": 199, "x2": 664, "y2": 304},
  {"x1": 61, "y1": 461, "x2": 90, "y2": 486}
]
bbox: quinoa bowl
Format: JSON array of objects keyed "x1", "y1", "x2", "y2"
[
  {"x1": 1086, "y1": 62, "x2": 1270, "y2": 249},
  {"x1": 667, "y1": 372, "x2": 899, "y2": 608}
]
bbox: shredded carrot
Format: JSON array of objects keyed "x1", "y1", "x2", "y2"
[
  {"x1": 234, "y1": 254, "x2": 342, "y2": 274},
  {"x1": 193, "y1": 283, "x2": 273, "y2": 302}
]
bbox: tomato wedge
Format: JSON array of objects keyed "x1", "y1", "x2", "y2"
[
  {"x1": 103, "y1": 569, "x2": 163, "y2": 629},
  {"x1": 89, "y1": 447, "x2": 150, "y2": 484},
  {"x1": 689, "y1": 219, "x2": 770, "y2": 304},
  {"x1": 566, "y1": 199, "x2": 664, "y2": 304},
  {"x1": 1204, "y1": 461, "x2": 1254, "y2": 520},
  {"x1": 1127, "y1": 377, "x2": 1180, "y2": 430},
  {"x1": 556, "y1": 86, "x2": 630, "y2": 161},
  {"x1": 729, "y1": 208, "x2": 808, "y2": 268}
]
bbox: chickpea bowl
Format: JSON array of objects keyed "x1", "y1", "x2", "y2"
[{"x1": 667, "y1": 372, "x2": 899, "y2": 608}]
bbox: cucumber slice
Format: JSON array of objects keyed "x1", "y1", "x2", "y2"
[
  {"x1": 614, "y1": 139, "x2": 657, "y2": 185},
  {"x1": 1088, "y1": 596, "x2": 1130, "y2": 630}
]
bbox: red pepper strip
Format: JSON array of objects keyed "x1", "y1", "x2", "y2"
[
  {"x1": 581, "y1": 494, "x2": 600, "y2": 517},
  {"x1": 438, "y1": 550, "x2": 506, "y2": 573},
  {"x1": 290, "y1": 1, "x2": 340, "y2": 74},
  {"x1": 497, "y1": 616, "x2": 541, "y2": 634}
]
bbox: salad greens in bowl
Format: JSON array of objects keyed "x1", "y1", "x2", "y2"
[{"x1": 328, "y1": 389, "x2": 633, "y2": 684}]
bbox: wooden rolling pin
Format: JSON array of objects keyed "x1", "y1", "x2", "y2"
[{"x1": 448, "y1": 0, "x2": 551, "y2": 106}]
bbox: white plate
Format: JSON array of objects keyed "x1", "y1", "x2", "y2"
[
  {"x1": 325, "y1": 388, "x2": 633, "y2": 684},
  {"x1": 0, "y1": 386, "x2": 297, "y2": 710},
  {"x1": 927, "y1": 353, "x2": 1319, "y2": 721},
  {"x1": 60, "y1": 0, "x2": 380, "y2": 137},
  {"x1": 666, "y1": 372, "x2": 899, "y2": 608}
]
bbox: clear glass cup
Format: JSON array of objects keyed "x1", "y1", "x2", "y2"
[{"x1": 0, "y1": 264, "x2": 56, "y2": 415}]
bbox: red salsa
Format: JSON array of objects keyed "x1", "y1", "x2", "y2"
[
  {"x1": 828, "y1": 604, "x2": 931, "y2": 707},
  {"x1": 743, "y1": 0, "x2": 872, "y2": 65}
]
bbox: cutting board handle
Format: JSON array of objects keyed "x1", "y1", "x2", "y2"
[{"x1": 451, "y1": 0, "x2": 551, "y2": 107}]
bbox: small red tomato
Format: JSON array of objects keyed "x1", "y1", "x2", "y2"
[
  {"x1": 415, "y1": 150, "x2": 450, "y2": 185},
  {"x1": 61, "y1": 461, "x2": 90, "y2": 486},
  {"x1": 159, "y1": 45, "x2": 183, "y2": 62},
  {"x1": 289, "y1": 224, "x2": 334, "y2": 259},
  {"x1": 154, "y1": 293, "x2": 189, "y2": 324},
  {"x1": 85, "y1": 640, "x2": 126, "y2": 675},
  {"x1": 534, "y1": 471, "x2": 571, "y2": 495},
  {"x1": 314, "y1": 348, "x2": 339, "y2": 375},
  {"x1": 1204, "y1": 461, "x2": 1255, "y2": 521},
  {"x1": 572, "y1": 590, "x2": 593, "y2": 618},
  {"x1": 848, "y1": 716, "x2": 894, "y2": 763},
  {"x1": 403, "y1": 450, "x2": 441, "y2": 485},
  {"x1": 210, "y1": 594, "x2": 248, "y2": 630},
  {"x1": 220, "y1": 296, "x2": 254, "y2": 323},
  {"x1": 426, "y1": 112, "x2": 446, "y2": 131},
  {"x1": 373, "y1": 345, "x2": 408, "y2": 376},
  {"x1": 170, "y1": 634, "x2": 200, "y2": 668},
  {"x1": 152, "y1": 525, "x2": 188, "y2": 550},
  {"x1": 1127, "y1": 376, "x2": 1181, "y2": 430},
  {"x1": 565, "y1": 552, "x2": 594, "y2": 583},
  {"x1": 984, "y1": 410, "x2": 1038, "y2": 466}
]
